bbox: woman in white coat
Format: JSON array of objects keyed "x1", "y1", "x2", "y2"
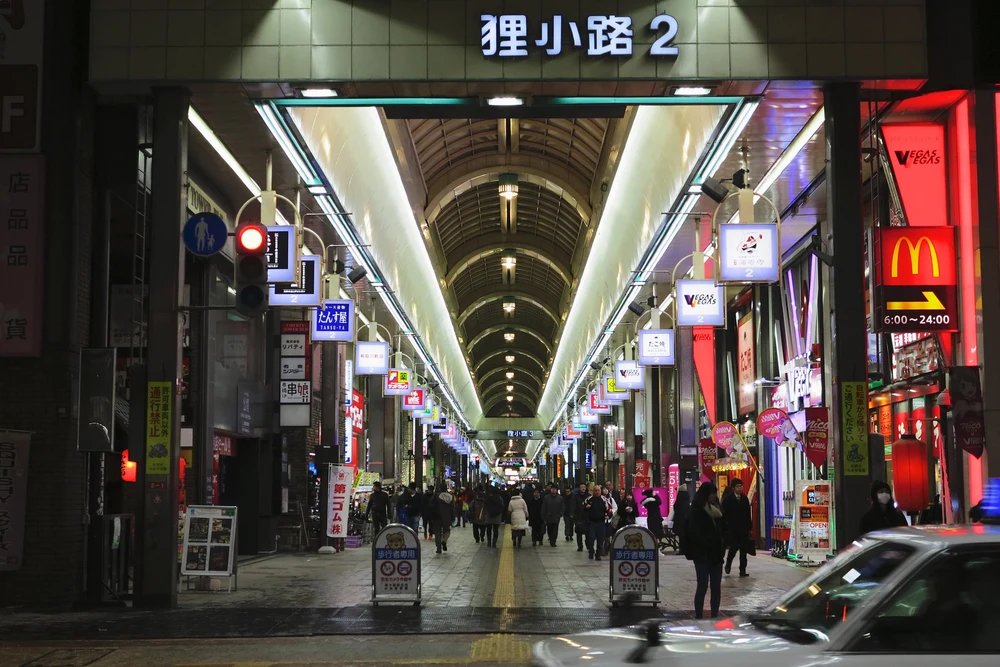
[{"x1": 508, "y1": 488, "x2": 530, "y2": 548}]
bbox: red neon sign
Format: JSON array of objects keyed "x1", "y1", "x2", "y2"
[
  {"x1": 881, "y1": 123, "x2": 947, "y2": 228},
  {"x1": 879, "y1": 226, "x2": 956, "y2": 287}
]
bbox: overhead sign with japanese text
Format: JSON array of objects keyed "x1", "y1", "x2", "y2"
[
  {"x1": 270, "y1": 255, "x2": 320, "y2": 307},
  {"x1": 874, "y1": 225, "x2": 957, "y2": 333},
  {"x1": 637, "y1": 329, "x2": 674, "y2": 366},
  {"x1": 589, "y1": 391, "x2": 610, "y2": 415},
  {"x1": 675, "y1": 280, "x2": 725, "y2": 327},
  {"x1": 615, "y1": 360, "x2": 643, "y2": 390},
  {"x1": 326, "y1": 465, "x2": 354, "y2": 538},
  {"x1": 402, "y1": 388, "x2": 425, "y2": 411},
  {"x1": 718, "y1": 223, "x2": 780, "y2": 283},
  {"x1": 384, "y1": 368, "x2": 411, "y2": 396},
  {"x1": 355, "y1": 341, "x2": 389, "y2": 375},
  {"x1": 265, "y1": 226, "x2": 296, "y2": 284},
  {"x1": 0, "y1": 156, "x2": 44, "y2": 356},
  {"x1": 481, "y1": 13, "x2": 679, "y2": 60},
  {"x1": 312, "y1": 300, "x2": 354, "y2": 343}
]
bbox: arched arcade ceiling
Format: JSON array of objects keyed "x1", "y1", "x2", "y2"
[{"x1": 388, "y1": 114, "x2": 629, "y2": 420}]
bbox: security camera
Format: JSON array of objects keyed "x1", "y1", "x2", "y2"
[{"x1": 700, "y1": 176, "x2": 730, "y2": 204}]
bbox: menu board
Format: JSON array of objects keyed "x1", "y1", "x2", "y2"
[
  {"x1": 181, "y1": 505, "x2": 238, "y2": 578},
  {"x1": 791, "y1": 480, "x2": 831, "y2": 563}
]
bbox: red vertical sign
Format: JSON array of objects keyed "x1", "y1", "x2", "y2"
[{"x1": 737, "y1": 315, "x2": 755, "y2": 415}]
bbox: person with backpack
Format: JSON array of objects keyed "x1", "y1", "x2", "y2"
[{"x1": 484, "y1": 486, "x2": 505, "y2": 548}]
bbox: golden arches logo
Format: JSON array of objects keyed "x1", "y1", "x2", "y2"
[{"x1": 891, "y1": 236, "x2": 939, "y2": 278}]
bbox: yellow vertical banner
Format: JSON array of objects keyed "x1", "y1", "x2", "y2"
[
  {"x1": 840, "y1": 381, "x2": 869, "y2": 476},
  {"x1": 145, "y1": 381, "x2": 173, "y2": 475}
]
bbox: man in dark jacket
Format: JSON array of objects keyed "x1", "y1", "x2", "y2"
[
  {"x1": 571, "y1": 482, "x2": 588, "y2": 551},
  {"x1": 407, "y1": 484, "x2": 423, "y2": 532},
  {"x1": 673, "y1": 482, "x2": 691, "y2": 555},
  {"x1": 562, "y1": 487, "x2": 575, "y2": 542},
  {"x1": 859, "y1": 480, "x2": 907, "y2": 535},
  {"x1": 541, "y1": 484, "x2": 566, "y2": 547},
  {"x1": 365, "y1": 481, "x2": 391, "y2": 533},
  {"x1": 432, "y1": 484, "x2": 455, "y2": 554},
  {"x1": 582, "y1": 486, "x2": 609, "y2": 561},
  {"x1": 721, "y1": 479, "x2": 752, "y2": 577}
]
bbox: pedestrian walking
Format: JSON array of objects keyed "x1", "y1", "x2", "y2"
[
  {"x1": 471, "y1": 486, "x2": 487, "y2": 543},
  {"x1": 508, "y1": 489, "x2": 529, "y2": 548},
  {"x1": 641, "y1": 489, "x2": 664, "y2": 543},
  {"x1": 722, "y1": 478, "x2": 753, "y2": 577},
  {"x1": 432, "y1": 484, "x2": 455, "y2": 554},
  {"x1": 541, "y1": 484, "x2": 566, "y2": 546},
  {"x1": 672, "y1": 482, "x2": 691, "y2": 555},
  {"x1": 582, "y1": 485, "x2": 609, "y2": 561},
  {"x1": 562, "y1": 487, "x2": 575, "y2": 542},
  {"x1": 617, "y1": 492, "x2": 638, "y2": 527},
  {"x1": 528, "y1": 488, "x2": 545, "y2": 546},
  {"x1": 686, "y1": 482, "x2": 725, "y2": 619},
  {"x1": 859, "y1": 480, "x2": 907, "y2": 535},
  {"x1": 484, "y1": 486, "x2": 504, "y2": 548},
  {"x1": 365, "y1": 481, "x2": 391, "y2": 534},
  {"x1": 420, "y1": 485, "x2": 436, "y2": 539},
  {"x1": 572, "y1": 483, "x2": 588, "y2": 552}
]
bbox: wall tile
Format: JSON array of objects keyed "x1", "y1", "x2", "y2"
[
  {"x1": 92, "y1": 11, "x2": 131, "y2": 48},
  {"x1": 465, "y1": 44, "x2": 496, "y2": 79},
  {"x1": 168, "y1": 10, "x2": 205, "y2": 47},
  {"x1": 170, "y1": 0, "x2": 206, "y2": 9},
  {"x1": 805, "y1": 7, "x2": 844, "y2": 43},
  {"x1": 885, "y1": 42, "x2": 926, "y2": 77},
  {"x1": 671, "y1": 0, "x2": 699, "y2": 44},
  {"x1": 166, "y1": 46, "x2": 205, "y2": 78},
  {"x1": 280, "y1": 45, "x2": 312, "y2": 78},
  {"x1": 883, "y1": 6, "x2": 925, "y2": 42},
  {"x1": 278, "y1": 0, "x2": 311, "y2": 8},
  {"x1": 242, "y1": 0, "x2": 274, "y2": 9},
  {"x1": 311, "y1": 45, "x2": 353, "y2": 79},
  {"x1": 729, "y1": 42, "x2": 768, "y2": 78},
  {"x1": 242, "y1": 45, "x2": 281, "y2": 78},
  {"x1": 131, "y1": 11, "x2": 168, "y2": 46},
  {"x1": 768, "y1": 42, "x2": 807, "y2": 77},
  {"x1": 845, "y1": 42, "x2": 885, "y2": 78},
  {"x1": 353, "y1": 3, "x2": 391, "y2": 45},
  {"x1": 313, "y1": 0, "x2": 353, "y2": 45},
  {"x1": 807, "y1": 42, "x2": 846, "y2": 77},
  {"x1": 768, "y1": 7, "x2": 805, "y2": 44},
  {"x1": 619, "y1": 53, "x2": 656, "y2": 79},
  {"x1": 205, "y1": 10, "x2": 242, "y2": 46},
  {"x1": 352, "y1": 45, "x2": 390, "y2": 79},
  {"x1": 243, "y1": 9, "x2": 281, "y2": 46},
  {"x1": 129, "y1": 46, "x2": 167, "y2": 79},
  {"x1": 132, "y1": 0, "x2": 170, "y2": 8},
  {"x1": 698, "y1": 0, "x2": 732, "y2": 6},
  {"x1": 427, "y1": 0, "x2": 466, "y2": 46},
  {"x1": 657, "y1": 48, "x2": 697, "y2": 79},
  {"x1": 93, "y1": 0, "x2": 133, "y2": 9},
  {"x1": 697, "y1": 43, "x2": 729, "y2": 77},
  {"x1": 541, "y1": 51, "x2": 581, "y2": 79},
  {"x1": 630, "y1": 0, "x2": 664, "y2": 43},
  {"x1": 204, "y1": 45, "x2": 243, "y2": 78},
  {"x1": 579, "y1": 56, "x2": 618, "y2": 80},
  {"x1": 844, "y1": 7, "x2": 883, "y2": 43},
  {"x1": 390, "y1": 45, "x2": 428, "y2": 79},
  {"x1": 428, "y1": 45, "x2": 466, "y2": 79},
  {"x1": 390, "y1": 0, "x2": 429, "y2": 45},
  {"x1": 698, "y1": 7, "x2": 729, "y2": 43},
  {"x1": 204, "y1": 0, "x2": 240, "y2": 8},
  {"x1": 90, "y1": 47, "x2": 130, "y2": 80},
  {"x1": 729, "y1": 7, "x2": 766, "y2": 43},
  {"x1": 281, "y1": 8, "x2": 312, "y2": 45}
]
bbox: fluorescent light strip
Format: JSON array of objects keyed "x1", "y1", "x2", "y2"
[{"x1": 255, "y1": 103, "x2": 321, "y2": 186}]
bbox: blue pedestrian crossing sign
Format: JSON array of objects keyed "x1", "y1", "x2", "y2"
[{"x1": 183, "y1": 213, "x2": 228, "y2": 257}]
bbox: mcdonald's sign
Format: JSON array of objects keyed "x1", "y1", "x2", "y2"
[{"x1": 874, "y1": 225, "x2": 958, "y2": 333}]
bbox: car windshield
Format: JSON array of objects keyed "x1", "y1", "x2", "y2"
[{"x1": 761, "y1": 540, "x2": 917, "y2": 635}]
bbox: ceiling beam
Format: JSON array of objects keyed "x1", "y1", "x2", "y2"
[
  {"x1": 477, "y1": 365, "x2": 543, "y2": 389},
  {"x1": 446, "y1": 244, "x2": 573, "y2": 288},
  {"x1": 473, "y1": 348, "x2": 547, "y2": 375},
  {"x1": 480, "y1": 379, "x2": 539, "y2": 402},
  {"x1": 467, "y1": 324, "x2": 552, "y2": 355},
  {"x1": 458, "y1": 293, "x2": 560, "y2": 329},
  {"x1": 483, "y1": 390, "x2": 538, "y2": 414}
]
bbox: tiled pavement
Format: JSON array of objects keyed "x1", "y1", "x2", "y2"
[{"x1": 0, "y1": 524, "x2": 812, "y2": 641}]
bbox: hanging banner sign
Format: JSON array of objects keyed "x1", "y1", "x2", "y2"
[
  {"x1": 589, "y1": 391, "x2": 611, "y2": 415},
  {"x1": 604, "y1": 375, "x2": 628, "y2": 402},
  {"x1": 355, "y1": 341, "x2": 389, "y2": 375},
  {"x1": 0, "y1": 431, "x2": 31, "y2": 571},
  {"x1": 874, "y1": 225, "x2": 958, "y2": 333},
  {"x1": 372, "y1": 524, "x2": 421, "y2": 603},
  {"x1": 718, "y1": 223, "x2": 780, "y2": 283},
  {"x1": 615, "y1": 439, "x2": 625, "y2": 454},
  {"x1": 637, "y1": 329, "x2": 675, "y2": 366},
  {"x1": 579, "y1": 403, "x2": 599, "y2": 425},
  {"x1": 609, "y1": 526, "x2": 659, "y2": 604},
  {"x1": 675, "y1": 279, "x2": 725, "y2": 327},
  {"x1": 949, "y1": 366, "x2": 985, "y2": 458},
  {"x1": 614, "y1": 360, "x2": 643, "y2": 390},
  {"x1": 584, "y1": 449, "x2": 593, "y2": 468},
  {"x1": 737, "y1": 314, "x2": 756, "y2": 415},
  {"x1": 881, "y1": 124, "x2": 947, "y2": 230},
  {"x1": 757, "y1": 407, "x2": 802, "y2": 449},
  {"x1": 803, "y1": 407, "x2": 830, "y2": 468},
  {"x1": 327, "y1": 465, "x2": 355, "y2": 537},
  {"x1": 698, "y1": 438, "x2": 717, "y2": 482},
  {"x1": 312, "y1": 300, "x2": 355, "y2": 343},
  {"x1": 711, "y1": 421, "x2": 742, "y2": 453},
  {"x1": 841, "y1": 382, "x2": 870, "y2": 476},
  {"x1": 384, "y1": 368, "x2": 411, "y2": 396},
  {"x1": 270, "y1": 255, "x2": 321, "y2": 307},
  {"x1": 566, "y1": 424, "x2": 582, "y2": 439},
  {"x1": 265, "y1": 226, "x2": 296, "y2": 283},
  {"x1": 402, "y1": 388, "x2": 425, "y2": 411},
  {"x1": 791, "y1": 480, "x2": 831, "y2": 563}
]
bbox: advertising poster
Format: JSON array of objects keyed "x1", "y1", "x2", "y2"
[
  {"x1": 698, "y1": 438, "x2": 717, "y2": 482},
  {"x1": 711, "y1": 421, "x2": 741, "y2": 453},
  {"x1": 327, "y1": 465, "x2": 355, "y2": 538},
  {"x1": 737, "y1": 314, "x2": 756, "y2": 415},
  {"x1": 675, "y1": 279, "x2": 725, "y2": 327},
  {"x1": 757, "y1": 407, "x2": 802, "y2": 449},
  {"x1": 632, "y1": 487, "x2": 668, "y2": 527},
  {"x1": 181, "y1": 505, "x2": 237, "y2": 577},
  {"x1": 667, "y1": 465, "x2": 680, "y2": 512},
  {"x1": 792, "y1": 480, "x2": 831, "y2": 562},
  {"x1": 145, "y1": 381, "x2": 172, "y2": 475},
  {"x1": 373, "y1": 525, "x2": 421, "y2": 601},
  {"x1": 610, "y1": 526, "x2": 658, "y2": 601},
  {"x1": 841, "y1": 382, "x2": 870, "y2": 475},
  {"x1": 0, "y1": 431, "x2": 30, "y2": 571},
  {"x1": 803, "y1": 407, "x2": 830, "y2": 468},
  {"x1": 949, "y1": 366, "x2": 985, "y2": 458},
  {"x1": 718, "y1": 223, "x2": 780, "y2": 283}
]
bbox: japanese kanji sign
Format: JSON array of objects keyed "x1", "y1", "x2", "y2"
[
  {"x1": 145, "y1": 381, "x2": 173, "y2": 476},
  {"x1": 480, "y1": 13, "x2": 679, "y2": 59},
  {"x1": 326, "y1": 465, "x2": 355, "y2": 538},
  {"x1": 609, "y1": 526, "x2": 659, "y2": 603},
  {"x1": 0, "y1": 155, "x2": 44, "y2": 356},
  {"x1": 0, "y1": 430, "x2": 31, "y2": 571},
  {"x1": 840, "y1": 382, "x2": 869, "y2": 476},
  {"x1": 0, "y1": 1, "x2": 45, "y2": 151},
  {"x1": 372, "y1": 524, "x2": 421, "y2": 602},
  {"x1": 312, "y1": 300, "x2": 355, "y2": 343},
  {"x1": 279, "y1": 380, "x2": 311, "y2": 404}
]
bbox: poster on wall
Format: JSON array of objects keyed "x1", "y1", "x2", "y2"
[
  {"x1": 326, "y1": 465, "x2": 355, "y2": 538},
  {"x1": 697, "y1": 438, "x2": 717, "y2": 482},
  {"x1": 803, "y1": 407, "x2": 830, "y2": 468},
  {"x1": 718, "y1": 223, "x2": 780, "y2": 283},
  {"x1": 737, "y1": 314, "x2": 756, "y2": 415},
  {"x1": 949, "y1": 366, "x2": 985, "y2": 458},
  {"x1": 0, "y1": 431, "x2": 31, "y2": 571},
  {"x1": 791, "y1": 480, "x2": 831, "y2": 563},
  {"x1": 181, "y1": 505, "x2": 238, "y2": 579},
  {"x1": 841, "y1": 382, "x2": 870, "y2": 475}
]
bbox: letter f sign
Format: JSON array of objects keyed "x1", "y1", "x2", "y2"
[{"x1": 2, "y1": 96, "x2": 25, "y2": 133}]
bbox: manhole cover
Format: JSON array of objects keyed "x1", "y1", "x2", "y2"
[{"x1": 22, "y1": 648, "x2": 116, "y2": 667}]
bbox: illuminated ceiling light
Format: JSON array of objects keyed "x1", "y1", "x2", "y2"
[
  {"x1": 308, "y1": 185, "x2": 328, "y2": 195},
  {"x1": 498, "y1": 173, "x2": 519, "y2": 200},
  {"x1": 506, "y1": 371, "x2": 515, "y2": 380},
  {"x1": 501, "y1": 255, "x2": 517, "y2": 270},
  {"x1": 505, "y1": 355, "x2": 515, "y2": 363},
  {"x1": 488, "y1": 96, "x2": 524, "y2": 107},
  {"x1": 506, "y1": 395, "x2": 514, "y2": 402},
  {"x1": 673, "y1": 86, "x2": 713, "y2": 96},
  {"x1": 504, "y1": 332, "x2": 516, "y2": 342},
  {"x1": 506, "y1": 385, "x2": 515, "y2": 392},
  {"x1": 503, "y1": 301, "x2": 516, "y2": 314},
  {"x1": 299, "y1": 87, "x2": 339, "y2": 98}
]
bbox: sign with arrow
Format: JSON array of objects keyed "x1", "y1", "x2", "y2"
[{"x1": 874, "y1": 226, "x2": 958, "y2": 333}]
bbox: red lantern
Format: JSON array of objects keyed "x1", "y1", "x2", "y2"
[
  {"x1": 121, "y1": 450, "x2": 137, "y2": 483},
  {"x1": 891, "y1": 434, "x2": 929, "y2": 512}
]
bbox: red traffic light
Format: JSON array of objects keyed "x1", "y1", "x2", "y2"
[{"x1": 236, "y1": 224, "x2": 266, "y2": 253}]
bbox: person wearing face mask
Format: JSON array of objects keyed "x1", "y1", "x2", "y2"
[{"x1": 859, "y1": 480, "x2": 908, "y2": 535}]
